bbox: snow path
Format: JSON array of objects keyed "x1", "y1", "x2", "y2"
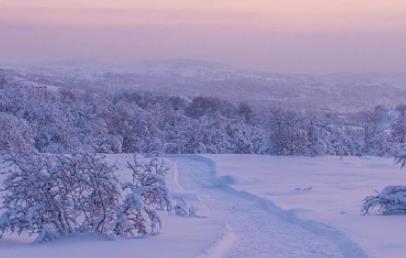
[
  {"x1": 195, "y1": 223, "x2": 238, "y2": 258},
  {"x1": 172, "y1": 160, "x2": 237, "y2": 258},
  {"x1": 173, "y1": 155, "x2": 369, "y2": 258}
]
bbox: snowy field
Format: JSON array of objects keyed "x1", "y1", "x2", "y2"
[
  {"x1": 206, "y1": 155, "x2": 406, "y2": 258},
  {"x1": 1, "y1": 154, "x2": 406, "y2": 258}
]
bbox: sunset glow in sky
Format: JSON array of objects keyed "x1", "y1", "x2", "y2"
[{"x1": 1, "y1": 0, "x2": 406, "y2": 72}]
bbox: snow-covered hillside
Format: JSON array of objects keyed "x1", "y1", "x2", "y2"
[
  {"x1": 2, "y1": 61, "x2": 406, "y2": 111},
  {"x1": 1, "y1": 155, "x2": 405, "y2": 258},
  {"x1": 207, "y1": 155, "x2": 406, "y2": 258}
]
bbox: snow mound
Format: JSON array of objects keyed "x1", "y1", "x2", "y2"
[{"x1": 362, "y1": 185, "x2": 406, "y2": 215}]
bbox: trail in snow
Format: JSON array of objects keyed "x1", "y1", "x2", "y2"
[
  {"x1": 172, "y1": 155, "x2": 368, "y2": 258},
  {"x1": 195, "y1": 223, "x2": 238, "y2": 258},
  {"x1": 172, "y1": 160, "x2": 237, "y2": 258}
]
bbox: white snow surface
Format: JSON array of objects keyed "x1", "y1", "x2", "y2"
[
  {"x1": 206, "y1": 155, "x2": 406, "y2": 258},
  {"x1": 1, "y1": 154, "x2": 405, "y2": 258}
]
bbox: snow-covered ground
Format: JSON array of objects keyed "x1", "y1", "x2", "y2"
[
  {"x1": 0, "y1": 154, "x2": 227, "y2": 258},
  {"x1": 207, "y1": 155, "x2": 406, "y2": 258},
  {"x1": 1, "y1": 154, "x2": 405, "y2": 257}
]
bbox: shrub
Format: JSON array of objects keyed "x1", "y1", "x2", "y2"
[
  {"x1": 362, "y1": 186, "x2": 406, "y2": 215},
  {"x1": 114, "y1": 154, "x2": 171, "y2": 236},
  {"x1": 362, "y1": 154, "x2": 406, "y2": 216},
  {"x1": 0, "y1": 153, "x2": 171, "y2": 242}
]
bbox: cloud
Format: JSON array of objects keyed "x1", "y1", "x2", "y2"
[{"x1": 1, "y1": 1, "x2": 406, "y2": 30}]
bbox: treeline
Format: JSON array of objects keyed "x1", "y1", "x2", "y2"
[{"x1": 0, "y1": 81, "x2": 405, "y2": 156}]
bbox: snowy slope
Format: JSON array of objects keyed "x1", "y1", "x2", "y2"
[
  {"x1": 174, "y1": 155, "x2": 366, "y2": 258},
  {"x1": 208, "y1": 155, "x2": 406, "y2": 258},
  {"x1": 1, "y1": 154, "x2": 405, "y2": 258},
  {"x1": 0, "y1": 154, "x2": 227, "y2": 258}
]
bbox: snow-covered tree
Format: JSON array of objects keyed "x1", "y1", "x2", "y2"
[
  {"x1": 117, "y1": 154, "x2": 171, "y2": 235},
  {"x1": 0, "y1": 78, "x2": 404, "y2": 157},
  {"x1": 0, "y1": 70, "x2": 7, "y2": 88},
  {"x1": 0, "y1": 152, "x2": 171, "y2": 242},
  {"x1": 268, "y1": 109, "x2": 308, "y2": 155},
  {"x1": 360, "y1": 106, "x2": 388, "y2": 156},
  {"x1": 58, "y1": 153, "x2": 121, "y2": 235},
  {"x1": 303, "y1": 115, "x2": 330, "y2": 156},
  {"x1": 0, "y1": 154, "x2": 69, "y2": 242},
  {"x1": 0, "y1": 112, "x2": 35, "y2": 154},
  {"x1": 0, "y1": 153, "x2": 121, "y2": 242}
]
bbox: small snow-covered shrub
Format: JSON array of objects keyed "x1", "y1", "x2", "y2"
[
  {"x1": 395, "y1": 152, "x2": 406, "y2": 168},
  {"x1": 115, "y1": 154, "x2": 172, "y2": 236},
  {"x1": 362, "y1": 154, "x2": 406, "y2": 216},
  {"x1": 362, "y1": 186, "x2": 406, "y2": 215},
  {"x1": 173, "y1": 199, "x2": 197, "y2": 217},
  {"x1": 0, "y1": 153, "x2": 172, "y2": 242},
  {"x1": 57, "y1": 153, "x2": 121, "y2": 235}
]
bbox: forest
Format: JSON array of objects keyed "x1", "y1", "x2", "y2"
[{"x1": 1, "y1": 77, "x2": 405, "y2": 157}]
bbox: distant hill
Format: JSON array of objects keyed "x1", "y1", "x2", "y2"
[{"x1": 2, "y1": 59, "x2": 406, "y2": 112}]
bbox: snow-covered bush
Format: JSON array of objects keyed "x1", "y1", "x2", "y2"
[
  {"x1": 0, "y1": 153, "x2": 120, "y2": 242},
  {"x1": 0, "y1": 154, "x2": 68, "y2": 242},
  {"x1": 362, "y1": 154, "x2": 406, "y2": 216},
  {"x1": 115, "y1": 155, "x2": 171, "y2": 235},
  {"x1": 173, "y1": 199, "x2": 197, "y2": 217},
  {"x1": 0, "y1": 153, "x2": 171, "y2": 242},
  {"x1": 59, "y1": 153, "x2": 121, "y2": 235},
  {"x1": 362, "y1": 186, "x2": 406, "y2": 215}
]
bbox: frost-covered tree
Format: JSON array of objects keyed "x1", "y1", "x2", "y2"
[
  {"x1": 1, "y1": 76, "x2": 405, "y2": 157},
  {"x1": 0, "y1": 154, "x2": 70, "y2": 242},
  {"x1": 360, "y1": 106, "x2": 388, "y2": 156},
  {"x1": 268, "y1": 109, "x2": 308, "y2": 155},
  {"x1": 186, "y1": 96, "x2": 230, "y2": 119},
  {"x1": 303, "y1": 115, "x2": 330, "y2": 156},
  {"x1": 0, "y1": 152, "x2": 171, "y2": 242},
  {"x1": 238, "y1": 102, "x2": 255, "y2": 123},
  {"x1": 0, "y1": 70, "x2": 7, "y2": 88},
  {"x1": 390, "y1": 114, "x2": 406, "y2": 153},
  {"x1": 0, "y1": 112, "x2": 35, "y2": 154},
  {"x1": 57, "y1": 153, "x2": 121, "y2": 235},
  {"x1": 0, "y1": 153, "x2": 120, "y2": 242},
  {"x1": 329, "y1": 126, "x2": 353, "y2": 157},
  {"x1": 114, "y1": 154, "x2": 171, "y2": 236}
]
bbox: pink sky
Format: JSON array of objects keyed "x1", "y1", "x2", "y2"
[{"x1": 1, "y1": 0, "x2": 406, "y2": 72}]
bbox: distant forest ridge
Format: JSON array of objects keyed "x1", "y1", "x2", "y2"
[
  {"x1": 1, "y1": 65, "x2": 406, "y2": 157},
  {"x1": 1, "y1": 60, "x2": 406, "y2": 112}
]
